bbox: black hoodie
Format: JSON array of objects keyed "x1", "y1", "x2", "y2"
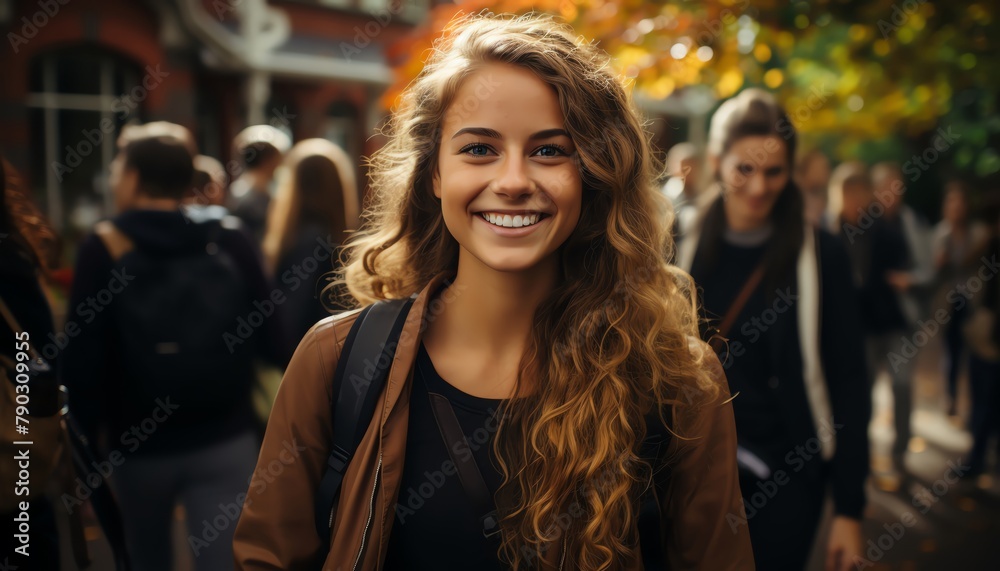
[{"x1": 61, "y1": 208, "x2": 293, "y2": 455}]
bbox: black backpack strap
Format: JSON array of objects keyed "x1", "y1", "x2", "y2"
[
  {"x1": 314, "y1": 297, "x2": 414, "y2": 547},
  {"x1": 426, "y1": 392, "x2": 501, "y2": 538}
]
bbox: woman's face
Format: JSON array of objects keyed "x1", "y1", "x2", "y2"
[
  {"x1": 434, "y1": 62, "x2": 583, "y2": 274},
  {"x1": 718, "y1": 135, "x2": 790, "y2": 231},
  {"x1": 943, "y1": 189, "x2": 967, "y2": 224}
]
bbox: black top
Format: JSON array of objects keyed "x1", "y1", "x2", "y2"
[
  {"x1": 274, "y1": 222, "x2": 345, "y2": 344},
  {"x1": 61, "y1": 209, "x2": 293, "y2": 455},
  {"x1": 691, "y1": 228, "x2": 870, "y2": 519},
  {"x1": 697, "y1": 238, "x2": 786, "y2": 448},
  {"x1": 384, "y1": 343, "x2": 507, "y2": 571}
]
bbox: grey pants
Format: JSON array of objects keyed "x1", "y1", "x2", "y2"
[
  {"x1": 867, "y1": 331, "x2": 916, "y2": 460},
  {"x1": 113, "y1": 431, "x2": 259, "y2": 571}
]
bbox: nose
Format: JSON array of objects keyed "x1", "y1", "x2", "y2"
[
  {"x1": 492, "y1": 155, "x2": 534, "y2": 200},
  {"x1": 745, "y1": 171, "x2": 766, "y2": 197}
]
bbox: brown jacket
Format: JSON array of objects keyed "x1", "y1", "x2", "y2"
[{"x1": 233, "y1": 273, "x2": 754, "y2": 570}]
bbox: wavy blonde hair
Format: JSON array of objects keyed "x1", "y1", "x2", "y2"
[
  {"x1": 263, "y1": 138, "x2": 360, "y2": 273},
  {"x1": 339, "y1": 12, "x2": 720, "y2": 569}
]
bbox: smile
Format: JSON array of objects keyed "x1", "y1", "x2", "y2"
[{"x1": 478, "y1": 211, "x2": 548, "y2": 228}]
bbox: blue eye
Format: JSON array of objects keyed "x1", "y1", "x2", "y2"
[
  {"x1": 534, "y1": 144, "x2": 569, "y2": 157},
  {"x1": 460, "y1": 143, "x2": 492, "y2": 156}
]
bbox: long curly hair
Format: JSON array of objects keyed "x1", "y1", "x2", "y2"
[
  {"x1": 0, "y1": 157, "x2": 59, "y2": 275},
  {"x1": 339, "y1": 12, "x2": 720, "y2": 569}
]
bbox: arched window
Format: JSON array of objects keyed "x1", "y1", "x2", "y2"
[{"x1": 27, "y1": 48, "x2": 142, "y2": 234}]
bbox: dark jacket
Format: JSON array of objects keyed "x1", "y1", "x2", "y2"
[
  {"x1": 689, "y1": 229, "x2": 871, "y2": 520},
  {"x1": 61, "y1": 209, "x2": 292, "y2": 455},
  {"x1": 838, "y1": 217, "x2": 911, "y2": 334},
  {"x1": 233, "y1": 273, "x2": 755, "y2": 570}
]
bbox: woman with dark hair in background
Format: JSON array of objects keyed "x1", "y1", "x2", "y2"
[
  {"x1": 262, "y1": 138, "x2": 359, "y2": 342},
  {"x1": 676, "y1": 88, "x2": 870, "y2": 571},
  {"x1": 0, "y1": 157, "x2": 62, "y2": 569}
]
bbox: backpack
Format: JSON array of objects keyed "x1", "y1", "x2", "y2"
[{"x1": 96, "y1": 218, "x2": 256, "y2": 416}]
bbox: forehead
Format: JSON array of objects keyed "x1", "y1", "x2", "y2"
[
  {"x1": 726, "y1": 135, "x2": 788, "y2": 167},
  {"x1": 440, "y1": 62, "x2": 566, "y2": 134}
]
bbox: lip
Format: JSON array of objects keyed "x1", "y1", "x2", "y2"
[{"x1": 475, "y1": 212, "x2": 550, "y2": 237}]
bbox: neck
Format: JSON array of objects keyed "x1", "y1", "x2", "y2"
[
  {"x1": 723, "y1": 201, "x2": 769, "y2": 232},
  {"x1": 427, "y1": 249, "x2": 558, "y2": 371}
]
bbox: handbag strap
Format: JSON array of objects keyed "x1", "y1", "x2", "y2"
[
  {"x1": 709, "y1": 263, "x2": 766, "y2": 351},
  {"x1": 426, "y1": 391, "x2": 501, "y2": 538},
  {"x1": 0, "y1": 296, "x2": 107, "y2": 568}
]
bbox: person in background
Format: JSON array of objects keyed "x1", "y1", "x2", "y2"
[
  {"x1": 190, "y1": 155, "x2": 229, "y2": 206},
  {"x1": 964, "y1": 203, "x2": 1000, "y2": 479},
  {"x1": 662, "y1": 141, "x2": 701, "y2": 242},
  {"x1": 228, "y1": 125, "x2": 292, "y2": 244},
  {"x1": 828, "y1": 162, "x2": 913, "y2": 477},
  {"x1": 796, "y1": 148, "x2": 832, "y2": 228},
  {"x1": 262, "y1": 138, "x2": 359, "y2": 342},
  {"x1": 677, "y1": 89, "x2": 870, "y2": 571},
  {"x1": 933, "y1": 181, "x2": 992, "y2": 416},
  {"x1": 873, "y1": 162, "x2": 934, "y2": 329},
  {"x1": 62, "y1": 123, "x2": 291, "y2": 571},
  {"x1": 0, "y1": 157, "x2": 62, "y2": 570}
]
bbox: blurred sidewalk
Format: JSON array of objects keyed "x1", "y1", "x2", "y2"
[{"x1": 809, "y1": 337, "x2": 999, "y2": 571}]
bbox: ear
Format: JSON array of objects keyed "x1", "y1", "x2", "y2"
[
  {"x1": 432, "y1": 168, "x2": 441, "y2": 199},
  {"x1": 114, "y1": 169, "x2": 139, "y2": 212}
]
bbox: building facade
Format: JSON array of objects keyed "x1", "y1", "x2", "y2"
[{"x1": 0, "y1": 0, "x2": 432, "y2": 243}]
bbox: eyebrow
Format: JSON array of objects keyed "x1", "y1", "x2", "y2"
[{"x1": 450, "y1": 127, "x2": 571, "y2": 141}]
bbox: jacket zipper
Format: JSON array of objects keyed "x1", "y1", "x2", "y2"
[{"x1": 352, "y1": 454, "x2": 382, "y2": 571}]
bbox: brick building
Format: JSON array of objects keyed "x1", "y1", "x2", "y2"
[{"x1": 0, "y1": 0, "x2": 433, "y2": 242}]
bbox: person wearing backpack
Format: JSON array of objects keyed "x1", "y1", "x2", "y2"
[
  {"x1": 233, "y1": 13, "x2": 753, "y2": 570},
  {"x1": 62, "y1": 123, "x2": 291, "y2": 571}
]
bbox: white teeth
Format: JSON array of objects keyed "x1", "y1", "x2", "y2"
[{"x1": 480, "y1": 212, "x2": 544, "y2": 228}]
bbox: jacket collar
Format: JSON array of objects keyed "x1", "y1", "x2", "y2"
[{"x1": 378, "y1": 271, "x2": 455, "y2": 427}]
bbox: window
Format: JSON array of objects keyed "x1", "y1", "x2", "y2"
[{"x1": 27, "y1": 49, "x2": 141, "y2": 234}]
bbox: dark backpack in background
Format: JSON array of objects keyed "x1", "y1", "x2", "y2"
[{"x1": 96, "y1": 217, "x2": 256, "y2": 417}]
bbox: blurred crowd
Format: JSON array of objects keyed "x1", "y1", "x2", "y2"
[{"x1": 1, "y1": 86, "x2": 998, "y2": 570}]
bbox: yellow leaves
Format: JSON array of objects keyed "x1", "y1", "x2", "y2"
[
  {"x1": 753, "y1": 43, "x2": 771, "y2": 63},
  {"x1": 715, "y1": 68, "x2": 743, "y2": 98},
  {"x1": 763, "y1": 69, "x2": 783, "y2": 88}
]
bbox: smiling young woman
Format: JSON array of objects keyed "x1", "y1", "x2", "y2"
[{"x1": 234, "y1": 12, "x2": 753, "y2": 570}]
